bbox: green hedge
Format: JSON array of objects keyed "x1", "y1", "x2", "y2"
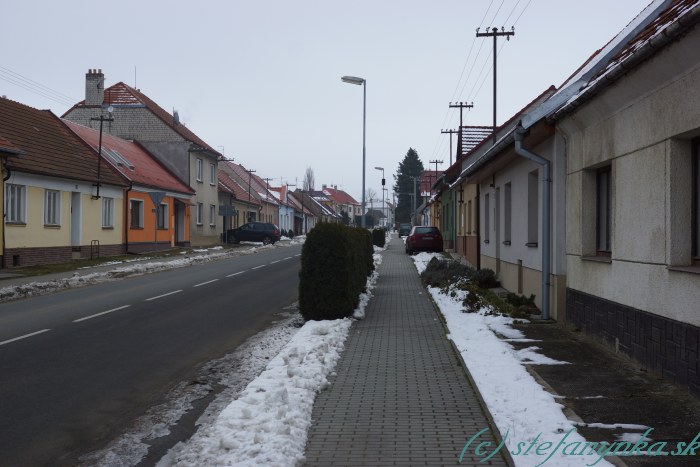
[
  {"x1": 299, "y1": 223, "x2": 374, "y2": 321},
  {"x1": 372, "y1": 228, "x2": 386, "y2": 248}
]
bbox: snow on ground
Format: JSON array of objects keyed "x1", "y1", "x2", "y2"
[
  {"x1": 412, "y1": 252, "x2": 615, "y2": 467},
  {"x1": 156, "y1": 240, "x2": 386, "y2": 466}
]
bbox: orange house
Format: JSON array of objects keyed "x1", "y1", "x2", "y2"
[{"x1": 66, "y1": 120, "x2": 195, "y2": 252}]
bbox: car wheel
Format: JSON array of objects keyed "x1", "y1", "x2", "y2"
[
  {"x1": 230, "y1": 235, "x2": 240, "y2": 244},
  {"x1": 262, "y1": 236, "x2": 272, "y2": 245}
]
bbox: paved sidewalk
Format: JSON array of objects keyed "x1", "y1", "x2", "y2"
[{"x1": 304, "y1": 236, "x2": 510, "y2": 466}]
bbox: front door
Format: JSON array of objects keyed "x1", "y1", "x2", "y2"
[{"x1": 70, "y1": 192, "x2": 81, "y2": 247}]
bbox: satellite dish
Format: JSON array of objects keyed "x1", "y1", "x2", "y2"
[{"x1": 107, "y1": 105, "x2": 114, "y2": 114}]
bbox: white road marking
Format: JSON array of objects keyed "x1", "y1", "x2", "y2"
[
  {"x1": 73, "y1": 305, "x2": 131, "y2": 323},
  {"x1": 226, "y1": 271, "x2": 246, "y2": 278},
  {"x1": 145, "y1": 290, "x2": 182, "y2": 301},
  {"x1": 294, "y1": 254, "x2": 301, "y2": 257},
  {"x1": 0, "y1": 329, "x2": 51, "y2": 347},
  {"x1": 194, "y1": 279, "x2": 219, "y2": 287},
  {"x1": 251, "y1": 265, "x2": 266, "y2": 270},
  {"x1": 284, "y1": 257, "x2": 293, "y2": 260},
  {"x1": 270, "y1": 260, "x2": 281, "y2": 264}
]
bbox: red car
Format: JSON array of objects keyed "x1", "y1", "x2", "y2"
[{"x1": 405, "y1": 226, "x2": 443, "y2": 254}]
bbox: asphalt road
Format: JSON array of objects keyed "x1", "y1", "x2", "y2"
[{"x1": 0, "y1": 244, "x2": 302, "y2": 466}]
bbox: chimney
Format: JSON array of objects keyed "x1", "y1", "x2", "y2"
[
  {"x1": 322, "y1": 184, "x2": 327, "y2": 190},
  {"x1": 85, "y1": 68, "x2": 105, "y2": 106}
]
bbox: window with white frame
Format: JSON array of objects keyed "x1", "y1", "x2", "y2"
[
  {"x1": 102, "y1": 197, "x2": 114, "y2": 228},
  {"x1": 5, "y1": 184, "x2": 26, "y2": 223},
  {"x1": 196, "y1": 158, "x2": 203, "y2": 182},
  {"x1": 157, "y1": 202, "x2": 168, "y2": 229},
  {"x1": 44, "y1": 190, "x2": 61, "y2": 226},
  {"x1": 210, "y1": 163, "x2": 216, "y2": 186},
  {"x1": 196, "y1": 202, "x2": 203, "y2": 225},
  {"x1": 210, "y1": 204, "x2": 216, "y2": 226},
  {"x1": 527, "y1": 170, "x2": 539, "y2": 246},
  {"x1": 130, "y1": 199, "x2": 144, "y2": 228},
  {"x1": 504, "y1": 182, "x2": 512, "y2": 245},
  {"x1": 596, "y1": 166, "x2": 612, "y2": 255},
  {"x1": 484, "y1": 193, "x2": 490, "y2": 243}
]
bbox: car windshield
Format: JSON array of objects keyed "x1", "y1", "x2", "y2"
[{"x1": 414, "y1": 227, "x2": 439, "y2": 235}]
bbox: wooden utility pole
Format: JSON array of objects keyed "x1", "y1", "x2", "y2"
[
  {"x1": 428, "y1": 160, "x2": 443, "y2": 197},
  {"x1": 245, "y1": 168, "x2": 256, "y2": 221},
  {"x1": 440, "y1": 129, "x2": 458, "y2": 165},
  {"x1": 449, "y1": 102, "x2": 473, "y2": 159},
  {"x1": 476, "y1": 27, "x2": 515, "y2": 144}
]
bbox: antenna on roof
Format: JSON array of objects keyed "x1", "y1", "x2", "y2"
[{"x1": 134, "y1": 66, "x2": 137, "y2": 89}]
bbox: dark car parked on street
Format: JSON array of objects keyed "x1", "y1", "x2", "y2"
[
  {"x1": 227, "y1": 222, "x2": 281, "y2": 245},
  {"x1": 405, "y1": 226, "x2": 443, "y2": 254},
  {"x1": 398, "y1": 223, "x2": 413, "y2": 237}
]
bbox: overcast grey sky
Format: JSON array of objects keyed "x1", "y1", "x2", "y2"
[{"x1": 2, "y1": 0, "x2": 651, "y2": 202}]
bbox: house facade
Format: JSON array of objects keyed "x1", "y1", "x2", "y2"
[
  {"x1": 65, "y1": 121, "x2": 195, "y2": 252},
  {"x1": 555, "y1": 0, "x2": 700, "y2": 394},
  {"x1": 63, "y1": 70, "x2": 222, "y2": 246},
  {"x1": 0, "y1": 97, "x2": 127, "y2": 267}
]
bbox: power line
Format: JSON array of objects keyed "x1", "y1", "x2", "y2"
[{"x1": 0, "y1": 66, "x2": 76, "y2": 107}]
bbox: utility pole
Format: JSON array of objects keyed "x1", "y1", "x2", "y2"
[
  {"x1": 90, "y1": 110, "x2": 114, "y2": 199},
  {"x1": 428, "y1": 160, "x2": 443, "y2": 196},
  {"x1": 449, "y1": 102, "x2": 473, "y2": 159},
  {"x1": 440, "y1": 129, "x2": 459, "y2": 165},
  {"x1": 263, "y1": 177, "x2": 273, "y2": 223},
  {"x1": 476, "y1": 27, "x2": 515, "y2": 144}
]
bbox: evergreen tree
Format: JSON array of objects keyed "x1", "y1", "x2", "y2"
[{"x1": 393, "y1": 148, "x2": 424, "y2": 223}]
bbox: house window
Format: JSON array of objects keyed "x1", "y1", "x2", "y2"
[
  {"x1": 693, "y1": 144, "x2": 700, "y2": 259},
  {"x1": 596, "y1": 166, "x2": 612, "y2": 255},
  {"x1": 210, "y1": 163, "x2": 216, "y2": 186},
  {"x1": 102, "y1": 197, "x2": 114, "y2": 228},
  {"x1": 157, "y1": 202, "x2": 168, "y2": 229},
  {"x1": 44, "y1": 190, "x2": 61, "y2": 226},
  {"x1": 196, "y1": 158, "x2": 203, "y2": 182},
  {"x1": 527, "y1": 170, "x2": 538, "y2": 246},
  {"x1": 467, "y1": 200, "x2": 472, "y2": 234},
  {"x1": 210, "y1": 204, "x2": 216, "y2": 227},
  {"x1": 504, "y1": 182, "x2": 512, "y2": 245},
  {"x1": 5, "y1": 184, "x2": 26, "y2": 223},
  {"x1": 484, "y1": 193, "x2": 490, "y2": 243},
  {"x1": 196, "y1": 202, "x2": 203, "y2": 225},
  {"x1": 130, "y1": 199, "x2": 144, "y2": 228}
]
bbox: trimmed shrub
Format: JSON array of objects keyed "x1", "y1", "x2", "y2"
[
  {"x1": 287, "y1": 229, "x2": 294, "y2": 238},
  {"x1": 371, "y1": 228, "x2": 386, "y2": 248},
  {"x1": 420, "y1": 257, "x2": 475, "y2": 288},
  {"x1": 472, "y1": 268, "x2": 500, "y2": 289},
  {"x1": 299, "y1": 223, "x2": 374, "y2": 321}
]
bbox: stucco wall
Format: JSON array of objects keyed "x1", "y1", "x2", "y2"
[{"x1": 560, "y1": 25, "x2": 700, "y2": 327}]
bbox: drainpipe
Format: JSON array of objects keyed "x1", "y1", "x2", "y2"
[
  {"x1": 476, "y1": 184, "x2": 481, "y2": 270},
  {"x1": 514, "y1": 125, "x2": 550, "y2": 320},
  {"x1": 125, "y1": 183, "x2": 133, "y2": 254},
  {"x1": 2, "y1": 166, "x2": 11, "y2": 268}
]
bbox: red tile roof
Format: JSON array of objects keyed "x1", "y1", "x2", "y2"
[
  {"x1": 64, "y1": 120, "x2": 194, "y2": 195},
  {"x1": 218, "y1": 169, "x2": 261, "y2": 206},
  {"x1": 0, "y1": 97, "x2": 126, "y2": 186},
  {"x1": 64, "y1": 82, "x2": 222, "y2": 158},
  {"x1": 225, "y1": 162, "x2": 279, "y2": 205},
  {"x1": 322, "y1": 186, "x2": 360, "y2": 205},
  {"x1": 0, "y1": 134, "x2": 25, "y2": 156}
]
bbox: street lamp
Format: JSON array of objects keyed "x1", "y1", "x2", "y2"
[
  {"x1": 374, "y1": 166, "x2": 384, "y2": 227},
  {"x1": 342, "y1": 75, "x2": 366, "y2": 228}
]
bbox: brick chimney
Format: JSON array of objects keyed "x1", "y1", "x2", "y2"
[{"x1": 85, "y1": 69, "x2": 105, "y2": 106}]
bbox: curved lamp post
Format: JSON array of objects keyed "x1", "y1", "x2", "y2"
[{"x1": 341, "y1": 75, "x2": 366, "y2": 227}]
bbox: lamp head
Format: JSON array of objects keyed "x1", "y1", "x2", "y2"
[{"x1": 341, "y1": 75, "x2": 365, "y2": 85}]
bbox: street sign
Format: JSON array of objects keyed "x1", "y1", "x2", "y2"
[
  {"x1": 148, "y1": 191, "x2": 166, "y2": 207},
  {"x1": 219, "y1": 205, "x2": 236, "y2": 217}
]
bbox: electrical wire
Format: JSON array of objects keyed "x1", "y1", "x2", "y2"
[{"x1": 0, "y1": 66, "x2": 76, "y2": 107}]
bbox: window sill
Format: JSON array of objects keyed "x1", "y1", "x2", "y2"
[
  {"x1": 44, "y1": 224, "x2": 61, "y2": 229},
  {"x1": 581, "y1": 255, "x2": 612, "y2": 264},
  {"x1": 526, "y1": 242, "x2": 538, "y2": 248},
  {"x1": 503, "y1": 240, "x2": 511, "y2": 246},
  {"x1": 157, "y1": 227, "x2": 168, "y2": 231},
  {"x1": 130, "y1": 227, "x2": 144, "y2": 230},
  {"x1": 196, "y1": 223, "x2": 203, "y2": 226},
  {"x1": 102, "y1": 226, "x2": 114, "y2": 230},
  {"x1": 668, "y1": 265, "x2": 700, "y2": 275},
  {"x1": 6, "y1": 221, "x2": 26, "y2": 226}
]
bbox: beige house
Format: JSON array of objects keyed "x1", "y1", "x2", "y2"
[
  {"x1": 63, "y1": 70, "x2": 222, "y2": 246},
  {"x1": 556, "y1": 0, "x2": 700, "y2": 395}
]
